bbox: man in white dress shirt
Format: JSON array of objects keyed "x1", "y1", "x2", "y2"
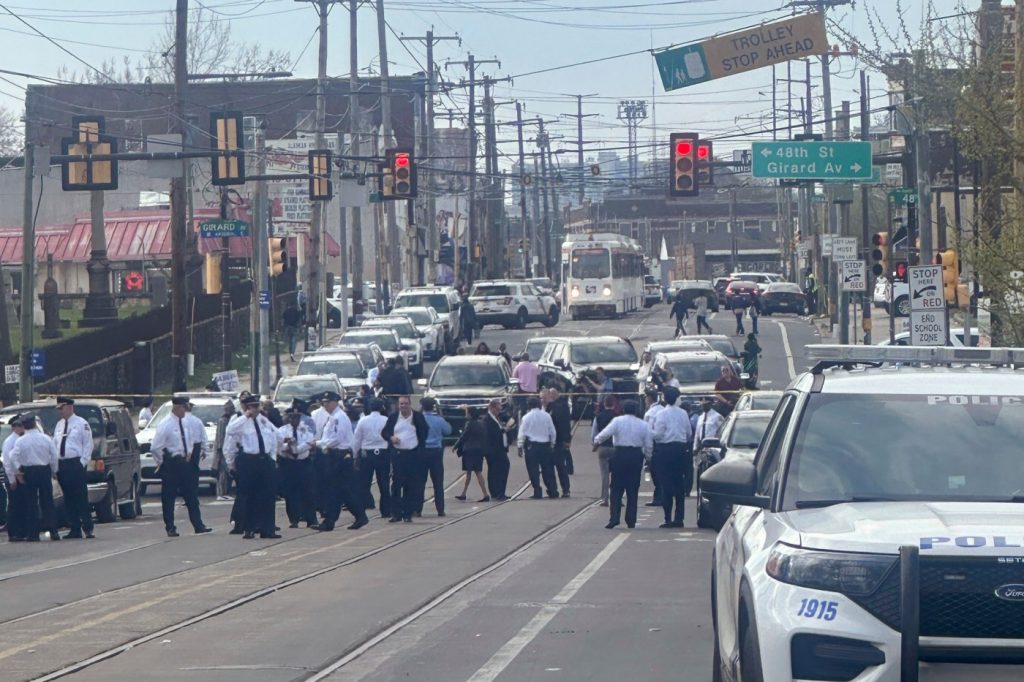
[
  {"x1": 150, "y1": 397, "x2": 213, "y2": 537},
  {"x1": 2, "y1": 414, "x2": 27, "y2": 541},
  {"x1": 316, "y1": 391, "x2": 368, "y2": 530},
  {"x1": 593, "y1": 399, "x2": 653, "y2": 530},
  {"x1": 225, "y1": 395, "x2": 282, "y2": 539},
  {"x1": 352, "y1": 398, "x2": 391, "y2": 518},
  {"x1": 651, "y1": 387, "x2": 693, "y2": 528},
  {"x1": 9, "y1": 415, "x2": 60, "y2": 541},
  {"x1": 277, "y1": 406, "x2": 319, "y2": 529},
  {"x1": 517, "y1": 396, "x2": 558, "y2": 499},
  {"x1": 693, "y1": 397, "x2": 725, "y2": 452},
  {"x1": 643, "y1": 390, "x2": 665, "y2": 508},
  {"x1": 52, "y1": 396, "x2": 96, "y2": 539}
]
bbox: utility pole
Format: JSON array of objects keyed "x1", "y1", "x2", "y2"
[
  {"x1": 537, "y1": 119, "x2": 551, "y2": 277},
  {"x1": 979, "y1": 0, "x2": 1003, "y2": 342},
  {"x1": 375, "y1": 0, "x2": 402, "y2": 292},
  {"x1": 347, "y1": 0, "x2": 363, "y2": 322},
  {"x1": 563, "y1": 94, "x2": 597, "y2": 205},
  {"x1": 256, "y1": 125, "x2": 270, "y2": 392},
  {"x1": 859, "y1": 70, "x2": 872, "y2": 344},
  {"x1": 547, "y1": 142, "x2": 561, "y2": 279},
  {"x1": 515, "y1": 101, "x2": 531, "y2": 278},
  {"x1": 531, "y1": 151, "x2": 542, "y2": 276},
  {"x1": 18, "y1": 143, "x2": 34, "y2": 401},
  {"x1": 220, "y1": 189, "x2": 231, "y2": 369},
  {"x1": 170, "y1": 0, "x2": 189, "y2": 392}
]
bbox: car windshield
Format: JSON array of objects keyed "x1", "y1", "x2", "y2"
[
  {"x1": 297, "y1": 356, "x2": 365, "y2": 379},
  {"x1": 727, "y1": 415, "x2": 771, "y2": 448},
  {"x1": 570, "y1": 248, "x2": 610, "y2": 279},
  {"x1": 148, "y1": 402, "x2": 225, "y2": 428},
  {"x1": 276, "y1": 379, "x2": 341, "y2": 402},
  {"x1": 340, "y1": 330, "x2": 399, "y2": 351},
  {"x1": 397, "y1": 293, "x2": 450, "y2": 313},
  {"x1": 570, "y1": 342, "x2": 636, "y2": 365},
  {"x1": 700, "y1": 338, "x2": 739, "y2": 358},
  {"x1": 396, "y1": 310, "x2": 431, "y2": 325},
  {"x1": 431, "y1": 364, "x2": 506, "y2": 388},
  {"x1": 783, "y1": 393, "x2": 1024, "y2": 508},
  {"x1": 747, "y1": 394, "x2": 782, "y2": 411},
  {"x1": 667, "y1": 359, "x2": 729, "y2": 384},
  {"x1": 366, "y1": 320, "x2": 417, "y2": 338},
  {"x1": 525, "y1": 339, "x2": 552, "y2": 359},
  {"x1": 472, "y1": 285, "x2": 514, "y2": 297}
]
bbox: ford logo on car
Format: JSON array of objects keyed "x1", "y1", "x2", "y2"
[{"x1": 994, "y1": 584, "x2": 1024, "y2": 602}]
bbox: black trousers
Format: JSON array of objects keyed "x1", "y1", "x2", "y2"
[
  {"x1": 609, "y1": 447, "x2": 644, "y2": 527},
  {"x1": 650, "y1": 447, "x2": 664, "y2": 504},
  {"x1": 682, "y1": 442, "x2": 695, "y2": 496},
  {"x1": 552, "y1": 444, "x2": 571, "y2": 494},
  {"x1": 21, "y1": 465, "x2": 59, "y2": 539},
  {"x1": 322, "y1": 450, "x2": 366, "y2": 528},
  {"x1": 653, "y1": 442, "x2": 687, "y2": 524},
  {"x1": 390, "y1": 448, "x2": 422, "y2": 520},
  {"x1": 360, "y1": 449, "x2": 392, "y2": 517},
  {"x1": 160, "y1": 456, "x2": 205, "y2": 532},
  {"x1": 6, "y1": 483, "x2": 26, "y2": 539},
  {"x1": 237, "y1": 453, "x2": 277, "y2": 535},
  {"x1": 418, "y1": 447, "x2": 445, "y2": 514},
  {"x1": 485, "y1": 449, "x2": 510, "y2": 499},
  {"x1": 278, "y1": 457, "x2": 317, "y2": 525},
  {"x1": 57, "y1": 458, "x2": 93, "y2": 534},
  {"x1": 524, "y1": 442, "x2": 557, "y2": 496}
]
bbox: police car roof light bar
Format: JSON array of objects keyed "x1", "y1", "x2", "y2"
[{"x1": 806, "y1": 344, "x2": 1024, "y2": 371}]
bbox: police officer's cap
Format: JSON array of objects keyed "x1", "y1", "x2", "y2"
[
  {"x1": 171, "y1": 396, "x2": 190, "y2": 406},
  {"x1": 284, "y1": 406, "x2": 301, "y2": 416},
  {"x1": 8, "y1": 413, "x2": 22, "y2": 426},
  {"x1": 20, "y1": 414, "x2": 37, "y2": 428},
  {"x1": 290, "y1": 398, "x2": 309, "y2": 414},
  {"x1": 369, "y1": 398, "x2": 386, "y2": 412},
  {"x1": 240, "y1": 395, "x2": 261, "y2": 407},
  {"x1": 321, "y1": 390, "x2": 343, "y2": 403},
  {"x1": 56, "y1": 396, "x2": 75, "y2": 406}
]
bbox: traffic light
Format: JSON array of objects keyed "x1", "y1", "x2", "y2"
[
  {"x1": 308, "y1": 149, "x2": 333, "y2": 201},
  {"x1": 61, "y1": 116, "x2": 119, "y2": 191},
  {"x1": 669, "y1": 132, "x2": 699, "y2": 198},
  {"x1": 697, "y1": 140, "x2": 714, "y2": 187},
  {"x1": 936, "y1": 249, "x2": 960, "y2": 304},
  {"x1": 590, "y1": 164, "x2": 601, "y2": 176},
  {"x1": 204, "y1": 253, "x2": 222, "y2": 295},
  {"x1": 894, "y1": 261, "x2": 909, "y2": 283},
  {"x1": 382, "y1": 148, "x2": 417, "y2": 199},
  {"x1": 268, "y1": 237, "x2": 287, "y2": 277},
  {"x1": 871, "y1": 232, "x2": 889, "y2": 277},
  {"x1": 210, "y1": 112, "x2": 245, "y2": 186}
]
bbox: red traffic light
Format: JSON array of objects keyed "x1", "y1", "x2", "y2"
[
  {"x1": 697, "y1": 145, "x2": 710, "y2": 160},
  {"x1": 395, "y1": 154, "x2": 410, "y2": 167},
  {"x1": 676, "y1": 142, "x2": 693, "y2": 156}
]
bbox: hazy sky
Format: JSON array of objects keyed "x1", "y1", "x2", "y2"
[{"x1": 0, "y1": 0, "x2": 959, "y2": 168}]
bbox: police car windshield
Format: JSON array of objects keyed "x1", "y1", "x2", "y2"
[
  {"x1": 570, "y1": 342, "x2": 636, "y2": 365},
  {"x1": 340, "y1": 330, "x2": 399, "y2": 351},
  {"x1": 297, "y1": 357, "x2": 364, "y2": 379},
  {"x1": 667, "y1": 359, "x2": 730, "y2": 384},
  {"x1": 431, "y1": 364, "x2": 505, "y2": 388},
  {"x1": 275, "y1": 379, "x2": 340, "y2": 402},
  {"x1": 397, "y1": 293, "x2": 450, "y2": 312},
  {"x1": 783, "y1": 393, "x2": 1024, "y2": 509}
]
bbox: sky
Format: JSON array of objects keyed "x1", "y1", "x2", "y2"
[{"x1": 0, "y1": 0, "x2": 964, "y2": 174}]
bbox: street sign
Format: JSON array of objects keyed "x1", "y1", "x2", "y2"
[
  {"x1": 213, "y1": 369, "x2": 239, "y2": 392},
  {"x1": 832, "y1": 237, "x2": 858, "y2": 261},
  {"x1": 655, "y1": 12, "x2": 827, "y2": 91},
  {"x1": 821, "y1": 234, "x2": 833, "y2": 258},
  {"x1": 825, "y1": 166, "x2": 882, "y2": 185},
  {"x1": 752, "y1": 141, "x2": 873, "y2": 180},
  {"x1": 910, "y1": 310, "x2": 949, "y2": 346},
  {"x1": 259, "y1": 290, "x2": 271, "y2": 310},
  {"x1": 199, "y1": 219, "x2": 250, "y2": 238},
  {"x1": 908, "y1": 265, "x2": 945, "y2": 311},
  {"x1": 30, "y1": 350, "x2": 45, "y2": 378},
  {"x1": 889, "y1": 188, "x2": 918, "y2": 208},
  {"x1": 840, "y1": 260, "x2": 866, "y2": 292},
  {"x1": 4, "y1": 364, "x2": 18, "y2": 384}
]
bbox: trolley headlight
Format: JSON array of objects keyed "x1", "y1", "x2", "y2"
[
  {"x1": 602, "y1": 286, "x2": 612, "y2": 297},
  {"x1": 571, "y1": 286, "x2": 580, "y2": 299},
  {"x1": 765, "y1": 544, "x2": 897, "y2": 596}
]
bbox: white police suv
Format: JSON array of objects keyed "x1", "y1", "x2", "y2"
[{"x1": 704, "y1": 345, "x2": 1024, "y2": 682}]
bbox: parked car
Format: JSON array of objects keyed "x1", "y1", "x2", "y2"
[
  {"x1": 537, "y1": 336, "x2": 640, "y2": 417},
  {"x1": 759, "y1": 281, "x2": 806, "y2": 315},
  {"x1": 712, "y1": 276, "x2": 731, "y2": 299},
  {"x1": 694, "y1": 409, "x2": 773, "y2": 529},
  {"x1": 273, "y1": 374, "x2": 346, "y2": 410},
  {"x1": 360, "y1": 316, "x2": 424, "y2": 377},
  {"x1": 137, "y1": 393, "x2": 236, "y2": 497},
  {"x1": 643, "y1": 275, "x2": 662, "y2": 307},
  {"x1": 724, "y1": 280, "x2": 759, "y2": 308},
  {"x1": 389, "y1": 306, "x2": 445, "y2": 360},
  {"x1": 730, "y1": 271, "x2": 782, "y2": 292},
  {"x1": 303, "y1": 346, "x2": 380, "y2": 390},
  {"x1": 469, "y1": 279, "x2": 559, "y2": 329},
  {"x1": 734, "y1": 390, "x2": 783, "y2": 412},
  {"x1": 671, "y1": 280, "x2": 720, "y2": 312},
  {"x1": 637, "y1": 350, "x2": 734, "y2": 401},
  {"x1": 419, "y1": 355, "x2": 518, "y2": 437},
  {"x1": 1, "y1": 399, "x2": 142, "y2": 522},
  {"x1": 338, "y1": 327, "x2": 412, "y2": 370},
  {"x1": 693, "y1": 334, "x2": 743, "y2": 376},
  {"x1": 521, "y1": 336, "x2": 566, "y2": 363},
  {"x1": 638, "y1": 339, "x2": 712, "y2": 376},
  {"x1": 392, "y1": 286, "x2": 462, "y2": 353}
]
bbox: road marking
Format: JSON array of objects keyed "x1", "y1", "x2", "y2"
[
  {"x1": 0, "y1": 541, "x2": 165, "y2": 583},
  {"x1": 465, "y1": 533, "x2": 628, "y2": 682},
  {"x1": 775, "y1": 320, "x2": 797, "y2": 380}
]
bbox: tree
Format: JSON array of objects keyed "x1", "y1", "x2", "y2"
[{"x1": 0, "y1": 106, "x2": 22, "y2": 156}]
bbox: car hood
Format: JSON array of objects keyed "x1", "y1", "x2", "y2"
[
  {"x1": 676, "y1": 380, "x2": 719, "y2": 396},
  {"x1": 573, "y1": 361, "x2": 638, "y2": 375},
  {"x1": 426, "y1": 386, "x2": 508, "y2": 399},
  {"x1": 781, "y1": 501, "x2": 1024, "y2": 556}
]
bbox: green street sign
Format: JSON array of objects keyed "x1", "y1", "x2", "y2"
[
  {"x1": 888, "y1": 188, "x2": 918, "y2": 207},
  {"x1": 824, "y1": 166, "x2": 882, "y2": 185},
  {"x1": 199, "y1": 219, "x2": 249, "y2": 238},
  {"x1": 752, "y1": 141, "x2": 873, "y2": 180}
]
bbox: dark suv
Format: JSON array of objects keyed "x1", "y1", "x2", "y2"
[
  {"x1": 419, "y1": 355, "x2": 517, "y2": 437},
  {"x1": 0, "y1": 399, "x2": 142, "y2": 522},
  {"x1": 537, "y1": 336, "x2": 640, "y2": 416}
]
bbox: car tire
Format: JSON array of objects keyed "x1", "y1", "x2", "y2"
[
  {"x1": 543, "y1": 307, "x2": 559, "y2": 327},
  {"x1": 893, "y1": 295, "x2": 911, "y2": 317},
  {"x1": 712, "y1": 571, "x2": 725, "y2": 682},
  {"x1": 95, "y1": 479, "x2": 117, "y2": 524},
  {"x1": 139, "y1": 482, "x2": 148, "y2": 497},
  {"x1": 515, "y1": 308, "x2": 528, "y2": 329},
  {"x1": 118, "y1": 477, "x2": 140, "y2": 520},
  {"x1": 696, "y1": 472, "x2": 714, "y2": 529},
  {"x1": 739, "y1": 606, "x2": 765, "y2": 682}
]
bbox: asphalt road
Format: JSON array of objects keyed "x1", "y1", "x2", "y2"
[{"x1": 0, "y1": 304, "x2": 821, "y2": 682}]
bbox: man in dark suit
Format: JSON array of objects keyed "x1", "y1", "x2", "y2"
[
  {"x1": 482, "y1": 398, "x2": 514, "y2": 501},
  {"x1": 380, "y1": 395, "x2": 430, "y2": 522},
  {"x1": 545, "y1": 388, "x2": 573, "y2": 497}
]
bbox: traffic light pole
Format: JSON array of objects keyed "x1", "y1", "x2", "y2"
[
  {"x1": 220, "y1": 189, "x2": 232, "y2": 371},
  {"x1": 860, "y1": 70, "x2": 872, "y2": 344},
  {"x1": 18, "y1": 143, "x2": 34, "y2": 402},
  {"x1": 170, "y1": 0, "x2": 189, "y2": 393}
]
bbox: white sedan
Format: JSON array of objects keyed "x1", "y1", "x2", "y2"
[{"x1": 390, "y1": 306, "x2": 445, "y2": 359}]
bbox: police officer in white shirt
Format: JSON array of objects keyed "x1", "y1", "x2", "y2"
[
  {"x1": 517, "y1": 396, "x2": 558, "y2": 499},
  {"x1": 3, "y1": 415, "x2": 28, "y2": 541},
  {"x1": 52, "y1": 397, "x2": 96, "y2": 539},
  {"x1": 183, "y1": 401, "x2": 208, "y2": 483},
  {"x1": 10, "y1": 415, "x2": 61, "y2": 541},
  {"x1": 277, "y1": 405, "x2": 319, "y2": 529},
  {"x1": 151, "y1": 397, "x2": 213, "y2": 537},
  {"x1": 316, "y1": 391, "x2": 368, "y2": 530},
  {"x1": 652, "y1": 387, "x2": 693, "y2": 528},
  {"x1": 225, "y1": 395, "x2": 282, "y2": 539},
  {"x1": 693, "y1": 397, "x2": 725, "y2": 451},
  {"x1": 352, "y1": 398, "x2": 391, "y2": 518},
  {"x1": 594, "y1": 399, "x2": 654, "y2": 529}
]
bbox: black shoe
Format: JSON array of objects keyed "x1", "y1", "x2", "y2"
[
  {"x1": 229, "y1": 527, "x2": 244, "y2": 535},
  {"x1": 671, "y1": 521, "x2": 685, "y2": 528},
  {"x1": 454, "y1": 495, "x2": 466, "y2": 501},
  {"x1": 318, "y1": 524, "x2": 334, "y2": 532},
  {"x1": 478, "y1": 496, "x2": 490, "y2": 503},
  {"x1": 288, "y1": 522, "x2": 299, "y2": 529},
  {"x1": 645, "y1": 501, "x2": 661, "y2": 507},
  {"x1": 561, "y1": 491, "x2": 570, "y2": 498},
  {"x1": 437, "y1": 511, "x2": 446, "y2": 517},
  {"x1": 243, "y1": 531, "x2": 256, "y2": 539},
  {"x1": 627, "y1": 523, "x2": 636, "y2": 529},
  {"x1": 84, "y1": 531, "x2": 95, "y2": 539},
  {"x1": 403, "y1": 517, "x2": 413, "y2": 523},
  {"x1": 63, "y1": 531, "x2": 83, "y2": 540},
  {"x1": 659, "y1": 522, "x2": 674, "y2": 529},
  {"x1": 389, "y1": 516, "x2": 403, "y2": 523},
  {"x1": 167, "y1": 529, "x2": 180, "y2": 537},
  {"x1": 348, "y1": 518, "x2": 369, "y2": 530},
  {"x1": 307, "y1": 523, "x2": 321, "y2": 530},
  {"x1": 195, "y1": 527, "x2": 213, "y2": 534},
  {"x1": 605, "y1": 522, "x2": 619, "y2": 530},
  {"x1": 260, "y1": 533, "x2": 283, "y2": 539}
]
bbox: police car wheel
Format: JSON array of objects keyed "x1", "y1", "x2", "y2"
[
  {"x1": 739, "y1": 608, "x2": 765, "y2": 682},
  {"x1": 515, "y1": 308, "x2": 528, "y2": 329}
]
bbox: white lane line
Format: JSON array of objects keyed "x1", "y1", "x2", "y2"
[
  {"x1": 775, "y1": 320, "x2": 797, "y2": 380},
  {"x1": 465, "y1": 533, "x2": 628, "y2": 682}
]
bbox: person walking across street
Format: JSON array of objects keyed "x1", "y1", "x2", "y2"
[
  {"x1": 460, "y1": 294, "x2": 477, "y2": 345},
  {"x1": 315, "y1": 391, "x2": 368, "y2": 531},
  {"x1": 669, "y1": 294, "x2": 689, "y2": 337},
  {"x1": 593, "y1": 399, "x2": 653, "y2": 530},
  {"x1": 651, "y1": 387, "x2": 692, "y2": 528},
  {"x1": 748, "y1": 292, "x2": 761, "y2": 335},
  {"x1": 694, "y1": 292, "x2": 713, "y2": 334},
  {"x1": 352, "y1": 398, "x2": 391, "y2": 518},
  {"x1": 151, "y1": 397, "x2": 213, "y2": 537},
  {"x1": 225, "y1": 395, "x2": 282, "y2": 539},
  {"x1": 8, "y1": 415, "x2": 60, "y2": 542},
  {"x1": 419, "y1": 398, "x2": 452, "y2": 516},
  {"x1": 742, "y1": 333, "x2": 762, "y2": 389},
  {"x1": 591, "y1": 396, "x2": 617, "y2": 506},
  {"x1": 2, "y1": 415, "x2": 27, "y2": 541},
  {"x1": 381, "y1": 395, "x2": 430, "y2": 521},
  {"x1": 277, "y1": 406, "x2": 319, "y2": 529},
  {"x1": 517, "y1": 397, "x2": 558, "y2": 499},
  {"x1": 732, "y1": 295, "x2": 747, "y2": 336},
  {"x1": 282, "y1": 303, "x2": 302, "y2": 362},
  {"x1": 483, "y1": 398, "x2": 514, "y2": 501},
  {"x1": 544, "y1": 388, "x2": 573, "y2": 496},
  {"x1": 454, "y1": 407, "x2": 490, "y2": 502},
  {"x1": 52, "y1": 397, "x2": 95, "y2": 539}
]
